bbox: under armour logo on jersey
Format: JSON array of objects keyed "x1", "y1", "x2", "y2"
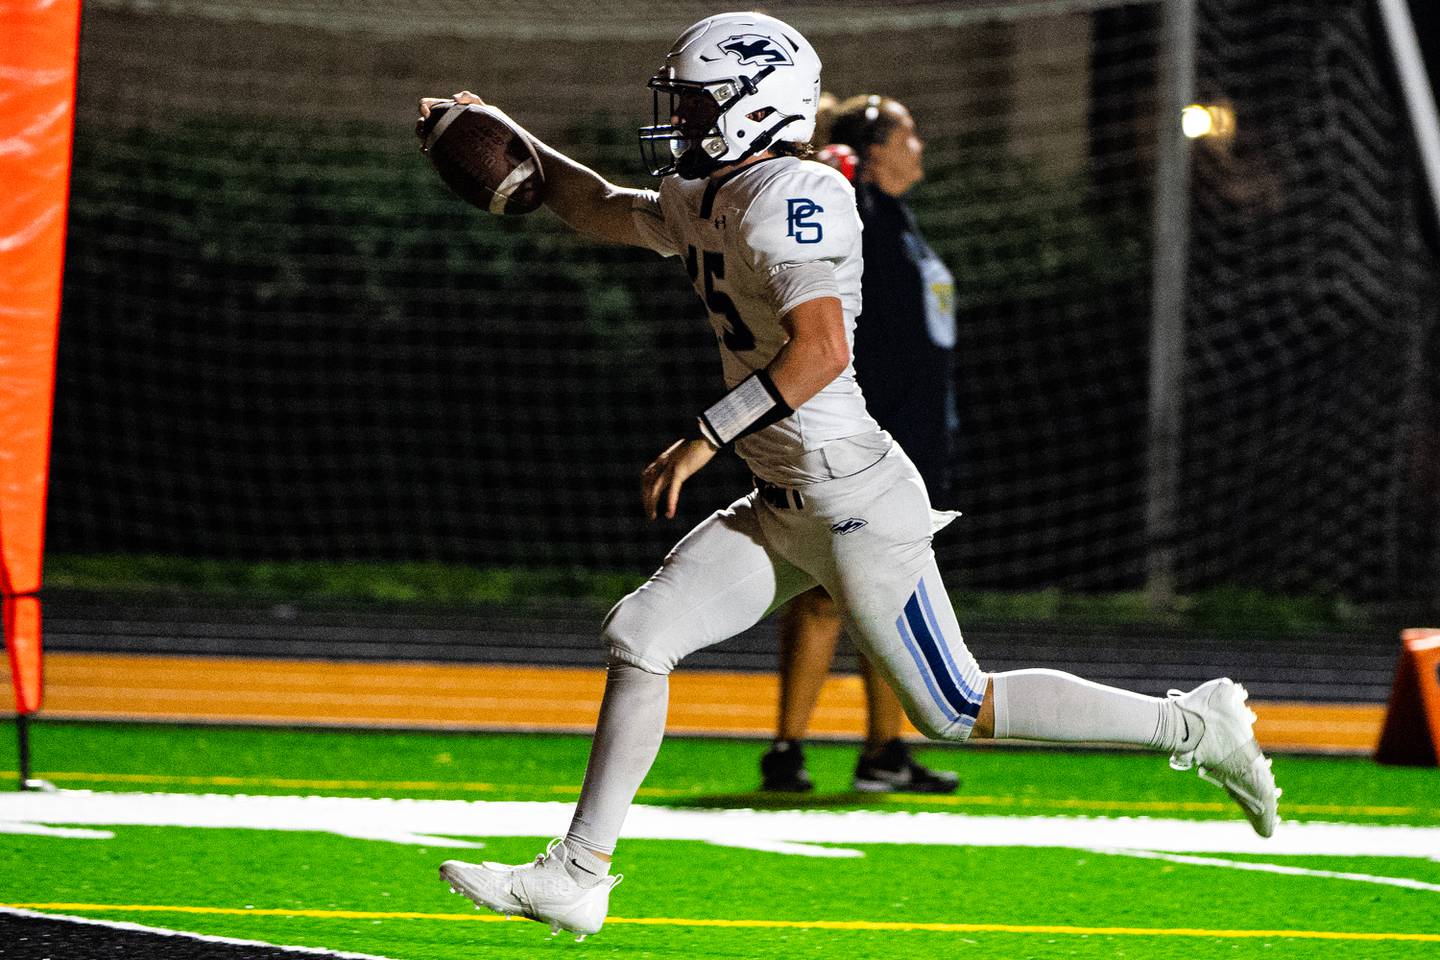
[
  {"x1": 831, "y1": 517, "x2": 868, "y2": 535},
  {"x1": 717, "y1": 34, "x2": 794, "y2": 65},
  {"x1": 786, "y1": 198, "x2": 824, "y2": 244}
]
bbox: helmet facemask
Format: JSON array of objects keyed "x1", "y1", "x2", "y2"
[
  {"x1": 639, "y1": 66, "x2": 801, "y2": 179},
  {"x1": 639, "y1": 77, "x2": 733, "y2": 179}
]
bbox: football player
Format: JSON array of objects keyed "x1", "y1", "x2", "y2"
[{"x1": 422, "y1": 11, "x2": 1279, "y2": 940}]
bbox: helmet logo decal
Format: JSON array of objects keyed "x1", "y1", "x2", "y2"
[
  {"x1": 717, "y1": 34, "x2": 793, "y2": 66},
  {"x1": 786, "y1": 198, "x2": 824, "y2": 244}
]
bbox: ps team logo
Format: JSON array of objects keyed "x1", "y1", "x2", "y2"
[
  {"x1": 786, "y1": 198, "x2": 824, "y2": 244},
  {"x1": 717, "y1": 33, "x2": 794, "y2": 66},
  {"x1": 830, "y1": 517, "x2": 868, "y2": 535}
]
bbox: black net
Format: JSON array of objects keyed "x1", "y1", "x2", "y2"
[
  {"x1": 1178, "y1": 0, "x2": 1440, "y2": 599},
  {"x1": 46, "y1": 0, "x2": 1438, "y2": 603}
]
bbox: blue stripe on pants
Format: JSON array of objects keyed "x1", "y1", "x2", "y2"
[
  {"x1": 894, "y1": 612, "x2": 959, "y2": 724},
  {"x1": 916, "y1": 577, "x2": 982, "y2": 703},
  {"x1": 903, "y1": 590, "x2": 982, "y2": 721}
]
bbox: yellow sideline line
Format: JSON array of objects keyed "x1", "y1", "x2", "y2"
[
  {"x1": 8, "y1": 903, "x2": 1440, "y2": 942},
  {"x1": 5, "y1": 770, "x2": 1428, "y2": 818}
]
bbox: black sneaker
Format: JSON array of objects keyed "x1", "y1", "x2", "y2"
[
  {"x1": 759, "y1": 739, "x2": 814, "y2": 792},
  {"x1": 852, "y1": 739, "x2": 960, "y2": 794}
]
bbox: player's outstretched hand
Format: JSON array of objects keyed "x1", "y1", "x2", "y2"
[
  {"x1": 642, "y1": 438, "x2": 718, "y2": 521},
  {"x1": 416, "y1": 90, "x2": 486, "y2": 136}
]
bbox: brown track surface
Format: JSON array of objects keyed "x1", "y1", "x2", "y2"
[{"x1": 3, "y1": 652, "x2": 1385, "y2": 754}]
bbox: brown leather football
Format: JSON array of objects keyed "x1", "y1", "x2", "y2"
[{"x1": 417, "y1": 103, "x2": 546, "y2": 215}]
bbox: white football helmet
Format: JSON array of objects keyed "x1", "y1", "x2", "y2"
[{"x1": 639, "y1": 12, "x2": 822, "y2": 179}]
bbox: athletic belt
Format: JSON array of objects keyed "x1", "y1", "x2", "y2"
[{"x1": 753, "y1": 476, "x2": 806, "y2": 511}]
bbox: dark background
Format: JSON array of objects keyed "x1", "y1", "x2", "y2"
[{"x1": 42, "y1": 0, "x2": 1440, "y2": 605}]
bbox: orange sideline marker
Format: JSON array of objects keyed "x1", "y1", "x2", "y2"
[
  {"x1": 2, "y1": 0, "x2": 83, "y2": 791},
  {"x1": 1374, "y1": 629, "x2": 1440, "y2": 766}
]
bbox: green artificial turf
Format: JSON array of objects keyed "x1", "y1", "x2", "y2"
[
  {"x1": 2, "y1": 720, "x2": 1438, "y2": 960},
  {"x1": 4, "y1": 829, "x2": 1439, "y2": 959}
]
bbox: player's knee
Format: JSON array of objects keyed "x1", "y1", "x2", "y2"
[
  {"x1": 903, "y1": 692, "x2": 984, "y2": 742},
  {"x1": 910, "y1": 711, "x2": 974, "y2": 743},
  {"x1": 600, "y1": 596, "x2": 676, "y2": 676}
]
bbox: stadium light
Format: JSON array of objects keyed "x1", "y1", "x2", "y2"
[
  {"x1": 1181, "y1": 103, "x2": 1236, "y2": 140},
  {"x1": 1181, "y1": 104, "x2": 1213, "y2": 138}
]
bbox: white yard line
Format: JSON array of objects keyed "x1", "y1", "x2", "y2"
[
  {"x1": 2, "y1": 791, "x2": 1438, "y2": 864},
  {"x1": 0, "y1": 821, "x2": 113, "y2": 840},
  {"x1": 1093, "y1": 847, "x2": 1440, "y2": 893}
]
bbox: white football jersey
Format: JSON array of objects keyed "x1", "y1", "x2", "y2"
[{"x1": 631, "y1": 155, "x2": 885, "y2": 482}]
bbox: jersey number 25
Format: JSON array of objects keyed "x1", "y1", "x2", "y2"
[{"x1": 686, "y1": 245, "x2": 755, "y2": 352}]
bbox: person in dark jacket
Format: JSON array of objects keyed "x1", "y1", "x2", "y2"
[{"x1": 760, "y1": 93, "x2": 961, "y2": 793}]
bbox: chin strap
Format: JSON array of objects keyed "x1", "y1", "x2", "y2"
[
  {"x1": 746, "y1": 112, "x2": 804, "y2": 156},
  {"x1": 676, "y1": 112, "x2": 806, "y2": 180}
]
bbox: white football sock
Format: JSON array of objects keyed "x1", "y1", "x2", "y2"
[
  {"x1": 565, "y1": 659, "x2": 669, "y2": 861},
  {"x1": 558, "y1": 840, "x2": 611, "y2": 888},
  {"x1": 991, "y1": 668, "x2": 1191, "y2": 751}
]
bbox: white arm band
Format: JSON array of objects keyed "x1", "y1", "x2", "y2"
[{"x1": 695, "y1": 370, "x2": 794, "y2": 448}]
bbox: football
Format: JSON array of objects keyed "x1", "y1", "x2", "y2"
[{"x1": 417, "y1": 102, "x2": 546, "y2": 215}]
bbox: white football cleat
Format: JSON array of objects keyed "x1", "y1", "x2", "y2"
[
  {"x1": 440, "y1": 839, "x2": 621, "y2": 940},
  {"x1": 1168, "y1": 678, "x2": 1281, "y2": 838}
]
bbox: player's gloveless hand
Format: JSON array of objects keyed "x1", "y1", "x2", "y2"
[
  {"x1": 418, "y1": 90, "x2": 485, "y2": 121},
  {"x1": 642, "y1": 438, "x2": 718, "y2": 520}
]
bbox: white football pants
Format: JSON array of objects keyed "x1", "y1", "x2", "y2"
[{"x1": 604, "y1": 443, "x2": 984, "y2": 740}]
